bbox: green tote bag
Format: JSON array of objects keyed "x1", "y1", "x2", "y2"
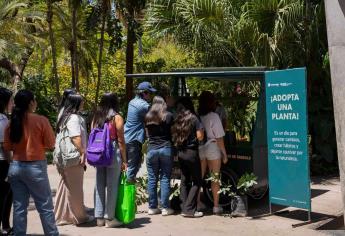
[{"x1": 115, "y1": 172, "x2": 136, "y2": 224}]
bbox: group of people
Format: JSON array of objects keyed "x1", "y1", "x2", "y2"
[
  {"x1": 122, "y1": 82, "x2": 228, "y2": 217},
  {"x1": 0, "y1": 81, "x2": 228, "y2": 235}
]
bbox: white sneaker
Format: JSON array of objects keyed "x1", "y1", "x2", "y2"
[
  {"x1": 161, "y1": 208, "x2": 174, "y2": 216},
  {"x1": 213, "y1": 206, "x2": 223, "y2": 215},
  {"x1": 182, "y1": 211, "x2": 203, "y2": 218},
  {"x1": 105, "y1": 218, "x2": 123, "y2": 228},
  {"x1": 148, "y1": 208, "x2": 161, "y2": 215},
  {"x1": 193, "y1": 211, "x2": 204, "y2": 218}
]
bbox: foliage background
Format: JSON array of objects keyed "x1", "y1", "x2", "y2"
[{"x1": 0, "y1": 0, "x2": 337, "y2": 175}]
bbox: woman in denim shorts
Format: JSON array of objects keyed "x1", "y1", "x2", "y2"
[{"x1": 198, "y1": 91, "x2": 228, "y2": 215}]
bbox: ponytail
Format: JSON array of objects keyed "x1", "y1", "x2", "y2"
[{"x1": 9, "y1": 90, "x2": 34, "y2": 143}]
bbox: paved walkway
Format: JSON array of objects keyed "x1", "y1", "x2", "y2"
[{"x1": 23, "y1": 165, "x2": 344, "y2": 236}]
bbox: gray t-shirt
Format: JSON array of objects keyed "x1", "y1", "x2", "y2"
[
  {"x1": 0, "y1": 113, "x2": 9, "y2": 160},
  {"x1": 200, "y1": 112, "x2": 225, "y2": 140}
]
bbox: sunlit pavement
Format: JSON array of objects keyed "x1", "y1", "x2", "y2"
[{"x1": 22, "y1": 165, "x2": 344, "y2": 236}]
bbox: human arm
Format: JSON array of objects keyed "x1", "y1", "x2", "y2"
[
  {"x1": 115, "y1": 114, "x2": 127, "y2": 169},
  {"x1": 196, "y1": 130, "x2": 204, "y2": 142},
  {"x1": 42, "y1": 117, "x2": 56, "y2": 151},
  {"x1": 3, "y1": 125, "x2": 12, "y2": 152},
  {"x1": 0, "y1": 143, "x2": 12, "y2": 162},
  {"x1": 67, "y1": 115, "x2": 86, "y2": 165},
  {"x1": 195, "y1": 116, "x2": 205, "y2": 142},
  {"x1": 216, "y1": 138, "x2": 228, "y2": 164},
  {"x1": 2, "y1": 124, "x2": 13, "y2": 161},
  {"x1": 70, "y1": 136, "x2": 86, "y2": 165}
]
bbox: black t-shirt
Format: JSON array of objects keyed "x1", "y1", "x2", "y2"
[
  {"x1": 179, "y1": 115, "x2": 203, "y2": 150},
  {"x1": 146, "y1": 112, "x2": 173, "y2": 150}
]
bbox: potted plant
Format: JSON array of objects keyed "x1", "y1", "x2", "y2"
[
  {"x1": 169, "y1": 182, "x2": 181, "y2": 211},
  {"x1": 231, "y1": 173, "x2": 257, "y2": 217}
]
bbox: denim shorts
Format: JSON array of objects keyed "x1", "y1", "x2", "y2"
[{"x1": 198, "y1": 140, "x2": 222, "y2": 161}]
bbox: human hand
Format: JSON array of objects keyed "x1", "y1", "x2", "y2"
[
  {"x1": 80, "y1": 153, "x2": 86, "y2": 165},
  {"x1": 222, "y1": 153, "x2": 228, "y2": 164},
  {"x1": 121, "y1": 162, "x2": 127, "y2": 171}
]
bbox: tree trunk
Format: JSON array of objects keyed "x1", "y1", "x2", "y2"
[
  {"x1": 47, "y1": 0, "x2": 60, "y2": 102},
  {"x1": 0, "y1": 48, "x2": 33, "y2": 91},
  {"x1": 95, "y1": 0, "x2": 107, "y2": 105},
  {"x1": 70, "y1": 47, "x2": 75, "y2": 88},
  {"x1": 125, "y1": 5, "x2": 135, "y2": 102},
  {"x1": 71, "y1": 6, "x2": 79, "y2": 91},
  {"x1": 324, "y1": 0, "x2": 345, "y2": 226}
]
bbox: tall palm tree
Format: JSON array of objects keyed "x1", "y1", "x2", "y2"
[
  {"x1": 69, "y1": 0, "x2": 82, "y2": 90},
  {"x1": 84, "y1": 0, "x2": 122, "y2": 104},
  {"x1": 95, "y1": 0, "x2": 111, "y2": 105},
  {"x1": 117, "y1": 0, "x2": 146, "y2": 102},
  {"x1": 46, "y1": 0, "x2": 60, "y2": 101},
  {"x1": 53, "y1": 1, "x2": 96, "y2": 92}
]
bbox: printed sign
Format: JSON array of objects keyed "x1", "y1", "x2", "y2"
[{"x1": 265, "y1": 68, "x2": 311, "y2": 210}]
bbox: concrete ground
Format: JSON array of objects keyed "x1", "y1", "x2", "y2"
[{"x1": 22, "y1": 165, "x2": 344, "y2": 236}]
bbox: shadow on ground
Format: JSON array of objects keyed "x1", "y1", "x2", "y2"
[
  {"x1": 28, "y1": 234, "x2": 69, "y2": 236},
  {"x1": 316, "y1": 214, "x2": 345, "y2": 231},
  {"x1": 125, "y1": 217, "x2": 151, "y2": 229},
  {"x1": 311, "y1": 177, "x2": 339, "y2": 186},
  {"x1": 247, "y1": 188, "x2": 338, "y2": 227}
]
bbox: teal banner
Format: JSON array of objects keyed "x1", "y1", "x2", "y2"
[{"x1": 265, "y1": 68, "x2": 311, "y2": 210}]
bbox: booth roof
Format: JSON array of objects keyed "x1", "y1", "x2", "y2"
[{"x1": 126, "y1": 67, "x2": 268, "y2": 81}]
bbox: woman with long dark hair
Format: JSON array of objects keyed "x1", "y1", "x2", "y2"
[
  {"x1": 171, "y1": 97, "x2": 204, "y2": 218},
  {"x1": 92, "y1": 92, "x2": 127, "y2": 227},
  {"x1": 0, "y1": 87, "x2": 13, "y2": 235},
  {"x1": 54, "y1": 93, "x2": 94, "y2": 225},
  {"x1": 58, "y1": 88, "x2": 77, "y2": 117},
  {"x1": 145, "y1": 96, "x2": 174, "y2": 216},
  {"x1": 3, "y1": 90, "x2": 59, "y2": 235},
  {"x1": 198, "y1": 91, "x2": 228, "y2": 215}
]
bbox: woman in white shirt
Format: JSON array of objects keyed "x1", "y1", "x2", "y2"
[
  {"x1": 198, "y1": 91, "x2": 228, "y2": 215},
  {"x1": 0, "y1": 87, "x2": 13, "y2": 235},
  {"x1": 54, "y1": 93, "x2": 93, "y2": 225}
]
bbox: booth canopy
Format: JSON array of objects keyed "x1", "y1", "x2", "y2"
[{"x1": 126, "y1": 67, "x2": 269, "y2": 81}]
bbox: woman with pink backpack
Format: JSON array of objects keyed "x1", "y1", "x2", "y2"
[{"x1": 90, "y1": 93, "x2": 127, "y2": 228}]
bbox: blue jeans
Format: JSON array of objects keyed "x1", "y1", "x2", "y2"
[
  {"x1": 126, "y1": 141, "x2": 142, "y2": 182},
  {"x1": 8, "y1": 160, "x2": 59, "y2": 236},
  {"x1": 95, "y1": 142, "x2": 122, "y2": 219},
  {"x1": 146, "y1": 147, "x2": 173, "y2": 209}
]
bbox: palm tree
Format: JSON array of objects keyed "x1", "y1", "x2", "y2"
[
  {"x1": 95, "y1": 0, "x2": 111, "y2": 105},
  {"x1": 84, "y1": 0, "x2": 122, "y2": 104},
  {"x1": 146, "y1": 0, "x2": 305, "y2": 67},
  {"x1": 117, "y1": 0, "x2": 146, "y2": 102},
  {"x1": 0, "y1": 0, "x2": 42, "y2": 89},
  {"x1": 147, "y1": 0, "x2": 335, "y2": 166},
  {"x1": 69, "y1": 0, "x2": 82, "y2": 90},
  {"x1": 46, "y1": 0, "x2": 60, "y2": 101},
  {"x1": 53, "y1": 1, "x2": 97, "y2": 92}
]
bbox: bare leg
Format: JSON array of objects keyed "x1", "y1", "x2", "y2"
[
  {"x1": 207, "y1": 159, "x2": 221, "y2": 208},
  {"x1": 197, "y1": 159, "x2": 208, "y2": 209}
]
